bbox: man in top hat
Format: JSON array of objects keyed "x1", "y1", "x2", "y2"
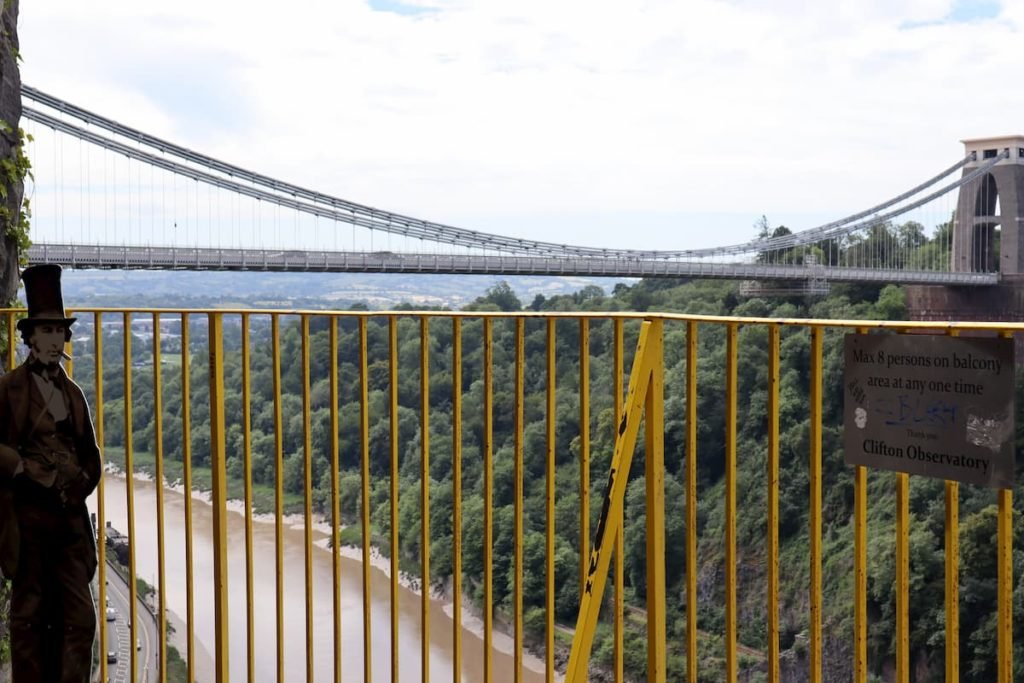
[{"x1": 0, "y1": 264, "x2": 101, "y2": 682}]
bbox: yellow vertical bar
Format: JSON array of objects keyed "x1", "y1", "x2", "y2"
[
  {"x1": 725, "y1": 323, "x2": 738, "y2": 682},
  {"x1": 944, "y1": 330, "x2": 959, "y2": 683},
  {"x1": 388, "y1": 316, "x2": 399, "y2": 683},
  {"x1": 208, "y1": 313, "x2": 230, "y2": 683},
  {"x1": 944, "y1": 479, "x2": 959, "y2": 681},
  {"x1": 360, "y1": 316, "x2": 373, "y2": 683},
  {"x1": 94, "y1": 312, "x2": 108, "y2": 683},
  {"x1": 420, "y1": 316, "x2": 431, "y2": 683},
  {"x1": 854, "y1": 326, "x2": 868, "y2": 683},
  {"x1": 613, "y1": 318, "x2": 624, "y2": 683},
  {"x1": 514, "y1": 316, "x2": 525, "y2": 683},
  {"x1": 123, "y1": 312, "x2": 138, "y2": 683},
  {"x1": 997, "y1": 332, "x2": 1013, "y2": 683},
  {"x1": 579, "y1": 318, "x2": 590, "y2": 595},
  {"x1": 242, "y1": 313, "x2": 256, "y2": 683},
  {"x1": 545, "y1": 318, "x2": 556, "y2": 683},
  {"x1": 271, "y1": 313, "x2": 284, "y2": 683},
  {"x1": 452, "y1": 317, "x2": 463, "y2": 683},
  {"x1": 6, "y1": 311, "x2": 14, "y2": 371},
  {"x1": 645, "y1": 319, "x2": 666, "y2": 683},
  {"x1": 330, "y1": 317, "x2": 343, "y2": 683},
  {"x1": 997, "y1": 486, "x2": 1013, "y2": 682},
  {"x1": 153, "y1": 313, "x2": 168, "y2": 683},
  {"x1": 685, "y1": 321, "x2": 698, "y2": 683},
  {"x1": 63, "y1": 309, "x2": 73, "y2": 377},
  {"x1": 809, "y1": 326, "x2": 823, "y2": 683},
  {"x1": 483, "y1": 318, "x2": 494, "y2": 683},
  {"x1": 301, "y1": 315, "x2": 315, "y2": 683},
  {"x1": 896, "y1": 472, "x2": 909, "y2": 682},
  {"x1": 766, "y1": 324, "x2": 780, "y2": 683},
  {"x1": 182, "y1": 313, "x2": 196, "y2": 683}
]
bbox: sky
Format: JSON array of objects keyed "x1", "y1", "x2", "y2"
[{"x1": 17, "y1": 0, "x2": 1024, "y2": 251}]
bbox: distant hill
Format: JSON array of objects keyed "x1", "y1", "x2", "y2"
[{"x1": 59, "y1": 269, "x2": 633, "y2": 310}]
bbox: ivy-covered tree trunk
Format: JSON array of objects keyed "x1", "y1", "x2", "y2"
[
  {"x1": 0, "y1": 1, "x2": 19, "y2": 677},
  {"x1": 0, "y1": 0, "x2": 21, "y2": 306}
]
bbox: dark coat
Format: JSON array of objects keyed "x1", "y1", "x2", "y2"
[{"x1": 0, "y1": 362, "x2": 102, "y2": 579}]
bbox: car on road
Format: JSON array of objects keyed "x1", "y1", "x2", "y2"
[
  {"x1": 107, "y1": 650, "x2": 117, "y2": 664},
  {"x1": 105, "y1": 607, "x2": 116, "y2": 621}
]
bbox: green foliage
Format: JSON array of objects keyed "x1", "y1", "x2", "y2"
[{"x1": 0, "y1": 121, "x2": 31, "y2": 265}]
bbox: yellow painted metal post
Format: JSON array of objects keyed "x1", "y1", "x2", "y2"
[
  {"x1": 685, "y1": 321, "x2": 697, "y2": 683},
  {"x1": 452, "y1": 317, "x2": 463, "y2": 683},
  {"x1": 94, "y1": 312, "x2": 108, "y2": 683},
  {"x1": 945, "y1": 327, "x2": 960, "y2": 683},
  {"x1": 242, "y1": 313, "x2": 256, "y2": 683},
  {"x1": 896, "y1": 472, "x2": 910, "y2": 683},
  {"x1": 546, "y1": 318, "x2": 556, "y2": 683},
  {"x1": 301, "y1": 315, "x2": 315, "y2": 682},
  {"x1": 613, "y1": 318, "x2": 624, "y2": 683},
  {"x1": 565, "y1": 321, "x2": 656, "y2": 682},
  {"x1": 388, "y1": 316, "x2": 399, "y2": 683},
  {"x1": 483, "y1": 318, "x2": 494, "y2": 683},
  {"x1": 579, "y1": 318, "x2": 590, "y2": 595},
  {"x1": 63, "y1": 310, "x2": 73, "y2": 377},
  {"x1": 997, "y1": 332, "x2": 1013, "y2": 683},
  {"x1": 153, "y1": 313, "x2": 168, "y2": 683},
  {"x1": 854, "y1": 328, "x2": 868, "y2": 683},
  {"x1": 208, "y1": 313, "x2": 230, "y2": 683},
  {"x1": 331, "y1": 318, "x2": 343, "y2": 683},
  {"x1": 123, "y1": 312, "x2": 138, "y2": 683},
  {"x1": 360, "y1": 317, "x2": 373, "y2": 683},
  {"x1": 809, "y1": 327, "x2": 823, "y2": 683},
  {"x1": 271, "y1": 313, "x2": 284, "y2": 683},
  {"x1": 725, "y1": 323, "x2": 738, "y2": 682},
  {"x1": 182, "y1": 313, "x2": 196, "y2": 683},
  {"x1": 420, "y1": 316, "x2": 431, "y2": 683},
  {"x1": 514, "y1": 317, "x2": 525, "y2": 683},
  {"x1": 767, "y1": 324, "x2": 780, "y2": 683},
  {"x1": 645, "y1": 320, "x2": 666, "y2": 683},
  {"x1": 997, "y1": 487, "x2": 1013, "y2": 682}
]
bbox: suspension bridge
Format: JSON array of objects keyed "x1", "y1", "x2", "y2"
[{"x1": 18, "y1": 86, "x2": 1024, "y2": 287}]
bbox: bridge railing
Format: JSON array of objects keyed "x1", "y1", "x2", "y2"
[{"x1": 2, "y1": 308, "x2": 1017, "y2": 682}]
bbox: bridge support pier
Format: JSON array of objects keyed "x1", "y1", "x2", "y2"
[{"x1": 905, "y1": 277, "x2": 1024, "y2": 357}]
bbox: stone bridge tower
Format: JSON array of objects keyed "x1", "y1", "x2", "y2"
[
  {"x1": 952, "y1": 135, "x2": 1024, "y2": 275},
  {"x1": 907, "y1": 135, "x2": 1024, "y2": 325}
]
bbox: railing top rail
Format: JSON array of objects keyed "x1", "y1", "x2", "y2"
[{"x1": 4, "y1": 307, "x2": 1024, "y2": 332}]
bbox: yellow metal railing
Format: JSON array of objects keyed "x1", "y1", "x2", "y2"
[{"x1": 3, "y1": 308, "x2": 1018, "y2": 683}]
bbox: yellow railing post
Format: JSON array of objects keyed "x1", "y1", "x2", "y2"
[
  {"x1": 207, "y1": 312, "x2": 230, "y2": 683},
  {"x1": 644, "y1": 320, "x2": 666, "y2": 683},
  {"x1": 685, "y1": 321, "x2": 698, "y2": 683},
  {"x1": 809, "y1": 327, "x2": 823, "y2": 683},
  {"x1": 726, "y1": 323, "x2": 738, "y2": 681},
  {"x1": 767, "y1": 324, "x2": 780, "y2": 683}
]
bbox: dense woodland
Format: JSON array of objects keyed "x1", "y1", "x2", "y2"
[{"x1": 3, "y1": 221, "x2": 1024, "y2": 681}]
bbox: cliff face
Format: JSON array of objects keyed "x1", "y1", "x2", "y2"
[{"x1": 0, "y1": 0, "x2": 21, "y2": 307}]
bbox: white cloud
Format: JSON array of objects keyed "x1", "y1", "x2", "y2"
[{"x1": 18, "y1": 0, "x2": 1024, "y2": 249}]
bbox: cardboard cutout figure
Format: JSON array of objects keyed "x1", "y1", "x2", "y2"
[{"x1": 0, "y1": 264, "x2": 102, "y2": 682}]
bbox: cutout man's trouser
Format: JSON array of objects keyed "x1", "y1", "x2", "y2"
[{"x1": 10, "y1": 483, "x2": 96, "y2": 683}]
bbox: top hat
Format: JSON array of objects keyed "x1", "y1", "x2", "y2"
[{"x1": 17, "y1": 264, "x2": 77, "y2": 332}]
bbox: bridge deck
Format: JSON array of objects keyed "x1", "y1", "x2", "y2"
[{"x1": 29, "y1": 243, "x2": 999, "y2": 285}]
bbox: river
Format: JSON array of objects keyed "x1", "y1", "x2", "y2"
[{"x1": 91, "y1": 475, "x2": 550, "y2": 682}]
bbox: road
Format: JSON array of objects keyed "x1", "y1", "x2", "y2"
[{"x1": 102, "y1": 561, "x2": 159, "y2": 683}]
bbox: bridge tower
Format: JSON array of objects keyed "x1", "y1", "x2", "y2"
[
  {"x1": 907, "y1": 135, "x2": 1024, "y2": 331},
  {"x1": 952, "y1": 135, "x2": 1024, "y2": 274}
]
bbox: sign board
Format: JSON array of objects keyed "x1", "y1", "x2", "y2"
[{"x1": 843, "y1": 333, "x2": 1015, "y2": 488}]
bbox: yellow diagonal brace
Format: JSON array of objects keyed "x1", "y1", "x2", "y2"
[{"x1": 566, "y1": 321, "x2": 659, "y2": 683}]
